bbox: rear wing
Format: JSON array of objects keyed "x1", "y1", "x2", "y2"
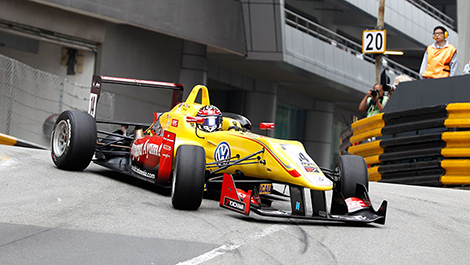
[{"x1": 88, "y1": 75, "x2": 184, "y2": 118}]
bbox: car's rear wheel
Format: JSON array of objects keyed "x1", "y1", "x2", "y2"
[
  {"x1": 171, "y1": 145, "x2": 206, "y2": 210},
  {"x1": 336, "y1": 155, "x2": 369, "y2": 198},
  {"x1": 51, "y1": 110, "x2": 96, "y2": 171}
]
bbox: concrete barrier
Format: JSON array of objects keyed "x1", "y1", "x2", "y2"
[{"x1": 341, "y1": 103, "x2": 470, "y2": 186}]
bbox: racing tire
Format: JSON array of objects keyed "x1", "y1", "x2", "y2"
[
  {"x1": 337, "y1": 155, "x2": 369, "y2": 198},
  {"x1": 171, "y1": 145, "x2": 206, "y2": 210},
  {"x1": 51, "y1": 110, "x2": 97, "y2": 171}
]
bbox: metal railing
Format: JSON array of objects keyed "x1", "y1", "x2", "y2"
[
  {"x1": 285, "y1": 8, "x2": 420, "y2": 80},
  {"x1": 406, "y1": 0, "x2": 455, "y2": 30}
]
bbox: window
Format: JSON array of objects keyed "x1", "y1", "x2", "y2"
[{"x1": 275, "y1": 103, "x2": 306, "y2": 141}]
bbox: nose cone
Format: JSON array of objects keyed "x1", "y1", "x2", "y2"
[{"x1": 303, "y1": 171, "x2": 333, "y2": 190}]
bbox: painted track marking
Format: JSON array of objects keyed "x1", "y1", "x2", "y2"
[
  {"x1": 177, "y1": 224, "x2": 287, "y2": 265},
  {"x1": 0, "y1": 155, "x2": 12, "y2": 166}
]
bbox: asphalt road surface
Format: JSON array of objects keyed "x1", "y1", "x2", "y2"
[{"x1": 1, "y1": 145, "x2": 470, "y2": 265}]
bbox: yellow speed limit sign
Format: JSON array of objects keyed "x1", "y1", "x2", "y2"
[{"x1": 362, "y1": 30, "x2": 386, "y2": 53}]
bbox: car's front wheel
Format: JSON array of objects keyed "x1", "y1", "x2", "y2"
[
  {"x1": 171, "y1": 145, "x2": 206, "y2": 210},
  {"x1": 336, "y1": 155, "x2": 369, "y2": 198},
  {"x1": 51, "y1": 110, "x2": 96, "y2": 171}
]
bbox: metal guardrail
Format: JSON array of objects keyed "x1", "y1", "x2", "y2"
[
  {"x1": 406, "y1": 0, "x2": 455, "y2": 30},
  {"x1": 284, "y1": 9, "x2": 420, "y2": 80}
]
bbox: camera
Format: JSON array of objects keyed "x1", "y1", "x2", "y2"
[{"x1": 371, "y1": 89, "x2": 379, "y2": 98}]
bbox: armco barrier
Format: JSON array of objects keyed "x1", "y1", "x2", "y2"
[{"x1": 341, "y1": 103, "x2": 470, "y2": 186}]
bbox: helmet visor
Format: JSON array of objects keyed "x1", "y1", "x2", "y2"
[
  {"x1": 202, "y1": 116, "x2": 221, "y2": 127},
  {"x1": 198, "y1": 116, "x2": 222, "y2": 132}
]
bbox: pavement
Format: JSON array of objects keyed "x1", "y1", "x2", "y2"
[{"x1": 1, "y1": 145, "x2": 470, "y2": 265}]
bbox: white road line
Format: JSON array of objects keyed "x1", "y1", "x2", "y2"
[
  {"x1": 177, "y1": 224, "x2": 287, "y2": 265},
  {"x1": 0, "y1": 155, "x2": 15, "y2": 167}
]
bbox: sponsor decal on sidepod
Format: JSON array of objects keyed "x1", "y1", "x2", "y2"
[
  {"x1": 131, "y1": 139, "x2": 161, "y2": 161},
  {"x1": 130, "y1": 137, "x2": 163, "y2": 169},
  {"x1": 214, "y1": 141, "x2": 231, "y2": 166}
]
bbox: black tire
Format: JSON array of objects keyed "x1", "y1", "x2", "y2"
[
  {"x1": 171, "y1": 145, "x2": 206, "y2": 210},
  {"x1": 51, "y1": 110, "x2": 97, "y2": 171},
  {"x1": 337, "y1": 155, "x2": 369, "y2": 198}
]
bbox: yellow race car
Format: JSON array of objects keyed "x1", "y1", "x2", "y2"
[{"x1": 51, "y1": 75, "x2": 387, "y2": 225}]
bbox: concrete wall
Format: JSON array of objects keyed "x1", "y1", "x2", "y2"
[
  {"x1": 244, "y1": 80, "x2": 278, "y2": 136},
  {"x1": 0, "y1": 40, "x2": 95, "y2": 86},
  {"x1": 0, "y1": 0, "x2": 215, "y2": 124},
  {"x1": 241, "y1": 0, "x2": 285, "y2": 60},
  {"x1": 96, "y1": 23, "x2": 184, "y2": 123},
  {"x1": 31, "y1": 0, "x2": 246, "y2": 56},
  {"x1": 1, "y1": 0, "x2": 106, "y2": 43},
  {"x1": 0, "y1": 0, "x2": 104, "y2": 86},
  {"x1": 97, "y1": 23, "x2": 182, "y2": 81},
  {"x1": 179, "y1": 41, "x2": 208, "y2": 99},
  {"x1": 384, "y1": 75, "x2": 470, "y2": 113}
]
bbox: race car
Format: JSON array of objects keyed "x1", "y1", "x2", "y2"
[{"x1": 51, "y1": 75, "x2": 387, "y2": 225}]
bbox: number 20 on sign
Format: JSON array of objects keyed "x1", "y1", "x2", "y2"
[{"x1": 362, "y1": 30, "x2": 386, "y2": 54}]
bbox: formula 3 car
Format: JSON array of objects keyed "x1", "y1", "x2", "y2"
[{"x1": 51, "y1": 75, "x2": 387, "y2": 225}]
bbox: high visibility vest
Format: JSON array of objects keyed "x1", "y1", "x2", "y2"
[{"x1": 422, "y1": 44, "x2": 457, "y2": 78}]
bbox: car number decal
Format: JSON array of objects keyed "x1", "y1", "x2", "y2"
[
  {"x1": 297, "y1": 149, "x2": 320, "y2": 173},
  {"x1": 88, "y1": 93, "x2": 98, "y2": 118}
]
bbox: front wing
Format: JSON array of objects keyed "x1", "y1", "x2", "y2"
[{"x1": 219, "y1": 173, "x2": 387, "y2": 225}]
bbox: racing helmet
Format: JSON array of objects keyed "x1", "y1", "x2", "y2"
[{"x1": 196, "y1": 105, "x2": 222, "y2": 132}]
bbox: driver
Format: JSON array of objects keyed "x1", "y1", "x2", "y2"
[{"x1": 196, "y1": 105, "x2": 222, "y2": 132}]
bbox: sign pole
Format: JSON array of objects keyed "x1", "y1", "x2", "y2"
[{"x1": 375, "y1": 0, "x2": 385, "y2": 83}]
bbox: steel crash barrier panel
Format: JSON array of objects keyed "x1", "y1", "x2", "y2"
[{"x1": 340, "y1": 103, "x2": 470, "y2": 186}]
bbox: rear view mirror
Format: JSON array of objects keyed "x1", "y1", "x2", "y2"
[
  {"x1": 260, "y1": 123, "x2": 274, "y2": 130},
  {"x1": 186, "y1": 116, "x2": 205, "y2": 124}
]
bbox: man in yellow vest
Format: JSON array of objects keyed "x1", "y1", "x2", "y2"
[
  {"x1": 419, "y1": 26, "x2": 457, "y2": 79},
  {"x1": 463, "y1": 60, "x2": 470, "y2": 75}
]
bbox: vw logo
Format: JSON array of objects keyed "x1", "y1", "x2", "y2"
[{"x1": 214, "y1": 142, "x2": 231, "y2": 166}]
